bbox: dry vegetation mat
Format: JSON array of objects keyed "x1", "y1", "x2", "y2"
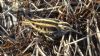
[{"x1": 0, "y1": 0, "x2": 100, "y2": 56}]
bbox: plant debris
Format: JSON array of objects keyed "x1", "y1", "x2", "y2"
[{"x1": 0, "y1": 0, "x2": 100, "y2": 56}]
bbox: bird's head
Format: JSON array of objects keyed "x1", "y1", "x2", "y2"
[
  {"x1": 58, "y1": 22, "x2": 82, "y2": 35},
  {"x1": 58, "y1": 22, "x2": 72, "y2": 32}
]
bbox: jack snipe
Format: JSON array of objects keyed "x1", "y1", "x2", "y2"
[{"x1": 22, "y1": 18, "x2": 81, "y2": 41}]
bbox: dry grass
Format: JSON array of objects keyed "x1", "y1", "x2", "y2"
[{"x1": 0, "y1": 0, "x2": 100, "y2": 56}]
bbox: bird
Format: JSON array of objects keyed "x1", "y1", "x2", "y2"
[{"x1": 22, "y1": 18, "x2": 81, "y2": 41}]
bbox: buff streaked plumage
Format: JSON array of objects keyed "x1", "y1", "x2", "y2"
[{"x1": 22, "y1": 18, "x2": 81, "y2": 41}]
